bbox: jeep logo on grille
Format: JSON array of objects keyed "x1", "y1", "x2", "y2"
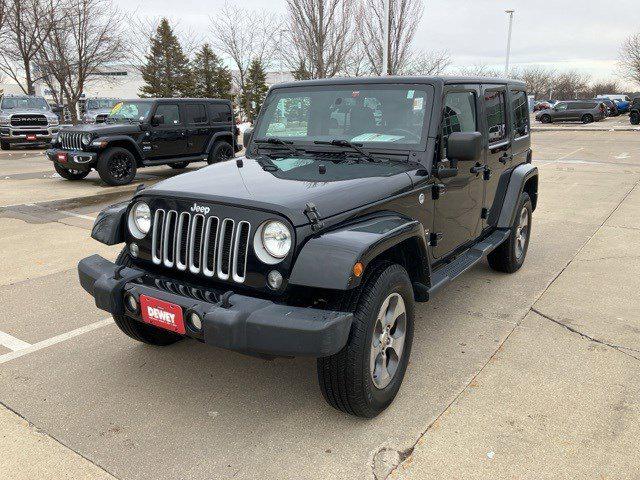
[{"x1": 190, "y1": 203, "x2": 210, "y2": 215}]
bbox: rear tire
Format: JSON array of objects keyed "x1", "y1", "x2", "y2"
[
  {"x1": 488, "y1": 192, "x2": 532, "y2": 273},
  {"x1": 630, "y1": 112, "x2": 640, "y2": 125},
  {"x1": 582, "y1": 114, "x2": 594, "y2": 124},
  {"x1": 97, "y1": 147, "x2": 137, "y2": 186},
  {"x1": 207, "y1": 141, "x2": 234, "y2": 165},
  {"x1": 540, "y1": 114, "x2": 551, "y2": 124},
  {"x1": 112, "y1": 248, "x2": 182, "y2": 346},
  {"x1": 317, "y1": 262, "x2": 414, "y2": 418},
  {"x1": 169, "y1": 161, "x2": 189, "y2": 169},
  {"x1": 54, "y1": 163, "x2": 90, "y2": 180},
  {"x1": 0, "y1": 140, "x2": 10, "y2": 150}
]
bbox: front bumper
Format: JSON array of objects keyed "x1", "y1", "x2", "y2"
[
  {"x1": 47, "y1": 148, "x2": 97, "y2": 170},
  {"x1": 78, "y1": 255, "x2": 353, "y2": 357},
  {"x1": 0, "y1": 126, "x2": 58, "y2": 144}
]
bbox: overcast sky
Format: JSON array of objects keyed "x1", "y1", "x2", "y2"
[{"x1": 114, "y1": 0, "x2": 640, "y2": 87}]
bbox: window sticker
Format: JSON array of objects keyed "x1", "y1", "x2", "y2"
[
  {"x1": 413, "y1": 97, "x2": 424, "y2": 110},
  {"x1": 407, "y1": 90, "x2": 415, "y2": 99},
  {"x1": 351, "y1": 133, "x2": 405, "y2": 142}
]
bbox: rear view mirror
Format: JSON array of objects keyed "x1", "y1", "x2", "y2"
[
  {"x1": 447, "y1": 131, "x2": 482, "y2": 162},
  {"x1": 151, "y1": 114, "x2": 164, "y2": 126},
  {"x1": 243, "y1": 127, "x2": 254, "y2": 148}
]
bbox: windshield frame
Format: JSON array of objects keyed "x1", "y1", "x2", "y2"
[{"x1": 253, "y1": 83, "x2": 435, "y2": 153}]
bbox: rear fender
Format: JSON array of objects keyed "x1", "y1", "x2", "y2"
[{"x1": 497, "y1": 163, "x2": 538, "y2": 228}]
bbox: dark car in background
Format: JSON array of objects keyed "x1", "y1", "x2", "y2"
[
  {"x1": 599, "y1": 98, "x2": 619, "y2": 116},
  {"x1": 47, "y1": 98, "x2": 240, "y2": 185},
  {"x1": 535, "y1": 100, "x2": 605, "y2": 124}
]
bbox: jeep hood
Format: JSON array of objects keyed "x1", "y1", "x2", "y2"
[
  {"x1": 63, "y1": 123, "x2": 140, "y2": 135},
  {"x1": 143, "y1": 156, "x2": 416, "y2": 226}
]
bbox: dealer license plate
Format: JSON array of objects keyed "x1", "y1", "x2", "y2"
[{"x1": 139, "y1": 295, "x2": 185, "y2": 334}]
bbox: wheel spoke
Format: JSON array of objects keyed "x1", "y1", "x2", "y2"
[{"x1": 370, "y1": 292, "x2": 407, "y2": 389}]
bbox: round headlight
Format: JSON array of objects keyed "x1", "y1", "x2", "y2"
[
  {"x1": 81, "y1": 133, "x2": 92, "y2": 146},
  {"x1": 261, "y1": 220, "x2": 291, "y2": 259},
  {"x1": 128, "y1": 202, "x2": 151, "y2": 239}
]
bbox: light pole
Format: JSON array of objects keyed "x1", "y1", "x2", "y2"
[
  {"x1": 382, "y1": 0, "x2": 390, "y2": 75},
  {"x1": 504, "y1": 9, "x2": 515, "y2": 77}
]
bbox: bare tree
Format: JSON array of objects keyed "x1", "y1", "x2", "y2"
[
  {"x1": 0, "y1": 0, "x2": 56, "y2": 95},
  {"x1": 210, "y1": 3, "x2": 280, "y2": 93},
  {"x1": 456, "y1": 63, "x2": 503, "y2": 77},
  {"x1": 356, "y1": 0, "x2": 424, "y2": 75},
  {"x1": 512, "y1": 66, "x2": 556, "y2": 99},
  {"x1": 583, "y1": 80, "x2": 620, "y2": 99},
  {"x1": 619, "y1": 33, "x2": 640, "y2": 87},
  {"x1": 0, "y1": 0, "x2": 6, "y2": 31},
  {"x1": 402, "y1": 50, "x2": 451, "y2": 76},
  {"x1": 285, "y1": 0, "x2": 355, "y2": 79},
  {"x1": 37, "y1": 0, "x2": 125, "y2": 120},
  {"x1": 550, "y1": 70, "x2": 591, "y2": 100}
]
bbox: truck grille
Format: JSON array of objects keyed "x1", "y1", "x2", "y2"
[
  {"x1": 10, "y1": 114, "x2": 48, "y2": 127},
  {"x1": 151, "y1": 209, "x2": 251, "y2": 283},
  {"x1": 60, "y1": 132, "x2": 82, "y2": 150}
]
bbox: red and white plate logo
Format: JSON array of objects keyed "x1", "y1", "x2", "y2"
[{"x1": 139, "y1": 295, "x2": 185, "y2": 334}]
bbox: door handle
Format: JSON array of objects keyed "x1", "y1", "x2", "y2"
[{"x1": 499, "y1": 153, "x2": 513, "y2": 164}]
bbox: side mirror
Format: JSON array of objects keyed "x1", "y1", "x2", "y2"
[
  {"x1": 151, "y1": 114, "x2": 164, "y2": 126},
  {"x1": 447, "y1": 131, "x2": 482, "y2": 162},
  {"x1": 242, "y1": 127, "x2": 254, "y2": 148}
]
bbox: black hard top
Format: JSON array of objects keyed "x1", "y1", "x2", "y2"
[
  {"x1": 274, "y1": 75, "x2": 527, "y2": 89},
  {"x1": 119, "y1": 98, "x2": 231, "y2": 104}
]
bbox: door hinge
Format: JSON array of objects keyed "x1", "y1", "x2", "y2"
[
  {"x1": 431, "y1": 183, "x2": 446, "y2": 200},
  {"x1": 481, "y1": 207, "x2": 488, "y2": 219},
  {"x1": 304, "y1": 202, "x2": 325, "y2": 231},
  {"x1": 483, "y1": 168, "x2": 492, "y2": 181},
  {"x1": 429, "y1": 232, "x2": 443, "y2": 247}
]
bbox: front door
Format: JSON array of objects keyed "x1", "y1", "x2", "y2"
[
  {"x1": 482, "y1": 86, "x2": 512, "y2": 220},
  {"x1": 146, "y1": 103, "x2": 187, "y2": 159},
  {"x1": 432, "y1": 85, "x2": 485, "y2": 259},
  {"x1": 552, "y1": 101, "x2": 570, "y2": 121}
]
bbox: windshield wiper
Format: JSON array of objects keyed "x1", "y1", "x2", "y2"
[
  {"x1": 254, "y1": 137, "x2": 300, "y2": 157},
  {"x1": 313, "y1": 139, "x2": 378, "y2": 163}
]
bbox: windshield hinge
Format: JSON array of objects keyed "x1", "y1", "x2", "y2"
[{"x1": 304, "y1": 202, "x2": 325, "y2": 231}]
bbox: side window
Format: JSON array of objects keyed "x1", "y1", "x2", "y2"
[
  {"x1": 185, "y1": 104, "x2": 207, "y2": 124},
  {"x1": 484, "y1": 90, "x2": 507, "y2": 143},
  {"x1": 441, "y1": 91, "x2": 477, "y2": 158},
  {"x1": 511, "y1": 90, "x2": 529, "y2": 137},
  {"x1": 555, "y1": 102, "x2": 568, "y2": 111},
  {"x1": 209, "y1": 103, "x2": 232, "y2": 122},
  {"x1": 155, "y1": 104, "x2": 180, "y2": 125}
]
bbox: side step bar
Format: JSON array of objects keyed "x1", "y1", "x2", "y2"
[
  {"x1": 142, "y1": 155, "x2": 208, "y2": 166},
  {"x1": 428, "y1": 229, "x2": 510, "y2": 297}
]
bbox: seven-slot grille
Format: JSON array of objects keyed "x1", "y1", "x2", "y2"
[
  {"x1": 11, "y1": 114, "x2": 48, "y2": 127},
  {"x1": 151, "y1": 209, "x2": 251, "y2": 283},
  {"x1": 60, "y1": 132, "x2": 83, "y2": 150}
]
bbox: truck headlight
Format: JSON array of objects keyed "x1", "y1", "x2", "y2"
[
  {"x1": 49, "y1": 116, "x2": 59, "y2": 126},
  {"x1": 128, "y1": 202, "x2": 151, "y2": 239},
  {"x1": 254, "y1": 220, "x2": 291, "y2": 264},
  {"x1": 0, "y1": 116, "x2": 9, "y2": 126},
  {"x1": 81, "y1": 133, "x2": 92, "y2": 146}
]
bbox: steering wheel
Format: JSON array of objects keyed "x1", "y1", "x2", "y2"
[{"x1": 388, "y1": 128, "x2": 419, "y2": 141}]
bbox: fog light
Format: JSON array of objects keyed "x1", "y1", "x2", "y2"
[
  {"x1": 188, "y1": 311, "x2": 202, "y2": 331},
  {"x1": 124, "y1": 294, "x2": 138, "y2": 313},
  {"x1": 267, "y1": 270, "x2": 283, "y2": 290},
  {"x1": 129, "y1": 242, "x2": 139, "y2": 257}
]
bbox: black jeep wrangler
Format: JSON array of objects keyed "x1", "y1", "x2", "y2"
[
  {"x1": 78, "y1": 77, "x2": 538, "y2": 417},
  {"x1": 47, "y1": 98, "x2": 239, "y2": 186}
]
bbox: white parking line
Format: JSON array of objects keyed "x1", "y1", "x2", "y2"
[
  {"x1": 0, "y1": 331, "x2": 32, "y2": 352},
  {"x1": 0, "y1": 318, "x2": 113, "y2": 365},
  {"x1": 555, "y1": 147, "x2": 584, "y2": 161}
]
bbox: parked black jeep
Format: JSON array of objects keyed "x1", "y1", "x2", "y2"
[
  {"x1": 629, "y1": 97, "x2": 640, "y2": 125},
  {"x1": 47, "y1": 98, "x2": 239, "y2": 185},
  {"x1": 78, "y1": 77, "x2": 538, "y2": 417}
]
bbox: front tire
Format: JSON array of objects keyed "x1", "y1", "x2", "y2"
[
  {"x1": 207, "y1": 141, "x2": 234, "y2": 165},
  {"x1": 488, "y1": 192, "x2": 532, "y2": 273},
  {"x1": 54, "y1": 163, "x2": 90, "y2": 180},
  {"x1": 540, "y1": 114, "x2": 551, "y2": 124},
  {"x1": 317, "y1": 263, "x2": 414, "y2": 418},
  {"x1": 112, "y1": 248, "x2": 182, "y2": 346},
  {"x1": 97, "y1": 147, "x2": 137, "y2": 186},
  {"x1": 582, "y1": 114, "x2": 594, "y2": 124},
  {"x1": 630, "y1": 112, "x2": 640, "y2": 125}
]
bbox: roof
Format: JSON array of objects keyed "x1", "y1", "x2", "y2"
[
  {"x1": 273, "y1": 75, "x2": 526, "y2": 89},
  {"x1": 118, "y1": 98, "x2": 232, "y2": 103},
  {"x1": 0, "y1": 93, "x2": 47, "y2": 98}
]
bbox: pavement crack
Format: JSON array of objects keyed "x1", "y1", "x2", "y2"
[{"x1": 531, "y1": 308, "x2": 640, "y2": 362}]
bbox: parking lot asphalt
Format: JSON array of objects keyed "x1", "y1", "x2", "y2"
[{"x1": 1, "y1": 133, "x2": 639, "y2": 479}]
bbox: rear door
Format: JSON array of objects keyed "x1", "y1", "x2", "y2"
[
  {"x1": 147, "y1": 103, "x2": 187, "y2": 159},
  {"x1": 184, "y1": 102, "x2": 209, "y2": 155},
  {"x1": 208, "y1": 102, "x2": 234, "y2": 147},
  {"x1": 482, "y1": 85, "x2": 512, "y2": 222}
]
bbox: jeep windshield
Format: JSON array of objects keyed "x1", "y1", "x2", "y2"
[
  {"x1": 87, "y1": 99, "x2": 119, "y2": 110},
  {"x1": 107, "y1": 101, "x2": 152, "y2": 123},
  {"x1": 254, "y1": 84, "x2": 433, "y2": 150},
  {"x1": 1, "y1": 96, "x2": 50, "y2": 110}
]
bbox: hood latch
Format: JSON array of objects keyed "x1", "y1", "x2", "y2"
[{"x1": 304, "y1": 202, "x2": 325, "y2": 231}]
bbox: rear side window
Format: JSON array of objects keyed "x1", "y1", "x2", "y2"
[
  {"x1": 441, "y1": 91, "x2": 477, "y2": 158},
  {"x1": 209, "y1": 103, "x2": 232, "y2": 122},
  {"x1": 511, "y1": 90, "x2": 529, "y2": 137},
  {"x1": 186, "y1": 104, "x2": 207, "y2": 124},
  {"x1": 155, "y1": 104, "x2": 180, "y2": 125},
  {"x1": 485, "y1": 90, "x2": 508, "y2": 143}
]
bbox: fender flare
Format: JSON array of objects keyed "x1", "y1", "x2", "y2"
[
  {"x1": 94, "y1": 135, "x2": 145, "y2": 163},
  {"x1": 288, "y1": 215, "x2": 430, "y2": 291},
  {"x1": 91, "y1": 202, "x2": 128, "y2": 245},
  {"x1": 497, "y1": 163, "x2": 538, "y2": 228},
  {"x1": 205, "y1": 132, "x2": 234, "y2": 155}
]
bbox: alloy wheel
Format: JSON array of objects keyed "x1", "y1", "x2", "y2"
[
  {"x1": 109, "y1": 153, "x2": 134, "y2": 180},
  {"x1": 369, "y1": 292, "x2": 407, "y2": 389},
  {"x1": 514, "y1": 206, "x2": 529, "y2": 259}
]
